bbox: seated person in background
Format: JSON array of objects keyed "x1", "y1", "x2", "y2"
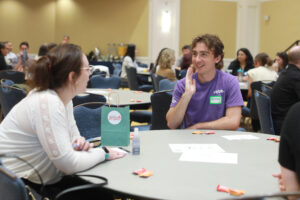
[
  {"x1": 156, "y1": 48, "x2": 177, "y2": 82},
  {"x1": 5, "y1": 41, "x2": 18, "y2": 67},
  {"x1": 0, "y1": 44, "x2": 125, "y2": 199},
  {"x1": 247, "y1": 52, "x2": 278, "y2": 98},
  {"x1": 276, "y1": 102, "x2": 300, "y2": 200},
  {"x1": 121, "y1": 44, "x2": 149, "y2": 85},
  {"x1": 0, "y1": 42, "x2": 12, "y2": 70},
  {"x1": 152, "y1": 47, "x2": 167, "y2": 74},
  {"x1": 175, "y1": 45, "x2": 192, "y2": 71},
  {"x1": 274, "y1": 51, "x2": 288, "y2": 74},
  {"x1": 166, "y1": 34, "x2": 244, "y2": 130},
  {"x1": 271, "y1": 46, "x2": 300, "y2": 135},
  {"x1": 35, "y1": 43, "x2": 48, "y2": 60},
  {"x1": 178, "y1": 52, "x2": 192, "y2": 79},
  {"x1": 228, "y1": 48, "x2": 254, "y2": 79},
  {"x1": 35, "y1": 43, "x2": 57, "y2": 60},
  {"x1": 15, "y1": 41, "x2": 33, "y2": 72},
  {"x1": 62, "y1": 35, "x2": 70, "y2": 44}
]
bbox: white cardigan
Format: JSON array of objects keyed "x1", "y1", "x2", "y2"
[{"x1": 0, "y1": 89, "x2": 105, "y2": 184}]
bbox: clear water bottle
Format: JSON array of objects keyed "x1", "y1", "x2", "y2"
[
  {"x1": 237, "y1": 69, "x2": 243, "y2": 82},
  {"x1": 132, "y1": 128, "x2": 140, "y2": 155}
]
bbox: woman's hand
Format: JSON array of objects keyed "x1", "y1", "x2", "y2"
[
  {"x1": 73, "y1": 137, "x2": 93, "y2": 151},
  {"x1": 106, "y1": 148, "x2": 126, "y2": 160}
]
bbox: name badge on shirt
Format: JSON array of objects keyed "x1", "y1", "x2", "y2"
[{"x1": 209, "y1": 96, "x2": 222, "y2": 104}]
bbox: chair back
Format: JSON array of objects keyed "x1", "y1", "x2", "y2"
[
  {"x1": 250, "y1": 81, "x2": 263, "y2": 119},
  {"x1": 159, "y1": 79, "x2": 177, "y2": 91},
  {"x1": 112, "y1": 63, "x2": 122, "y2": 77},
  {"x1": 250, "y1": 81, "x2": 274, "y2": 119},
  {"x1": 125, "y1": 67, "x2": 140, "y2": 90},
  {"x1": 0, "y1": 70, "x2": 25, "y2": 84},
  {"x1": 151, "y1": 90, "x2": 173, "y2": 130},
  {"x1": 0, "y1": 85, "x2": 26, "y2": 117},
  {"x1": 72, "y1": 93, "x2": 106, "y2": 107},
  {"x1": 0, "y1": 159, "x2": 29, "y2": 200},
  {"x1": 254, "y1": 90, "x2": 275, "y2": 135},
  {"x1": 151, "y1": 73, "x2": 165, "y2": 92},
  {"x1": 261, "y1": 84, "x2": 272, "y2": 97},
  {"x1": 73, "y1": 102, "x2": 105, "y2": 139},
  {"x1": 90, "y1": 75, "x2": 121, "y2": 89}
]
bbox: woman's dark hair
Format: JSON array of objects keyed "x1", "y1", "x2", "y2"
[
  {"x1": 192, "y1": 34, "x2": 224, "y2": 69},
  {"x1": 47, "y1": 43, "x2": 57, "y2": 51},
  {"x1": 28, "y1": 44, "x2": 82, "y2": 91},
  {"x1": 231, "y1": 48, "x2": 254, "y2": 69},
  {"x1": 153, "y1": 47, "x2": 167, "y2": 73},
  {"x1": 38, "y1": 44, "x2": 48, "y2": 56},
  {"x1": 276, "y1": 51, "x2": 288, "y2": 68},
  {"x1": 0, "y1": 42, "x2": 5, "y2": 56},
  {"x1": 255, "y1": 52, "x2": 273, "y2": 67},
  {"x1": 181, "y1": 53, "x2": 192, "y2": 70},
  {"x1": 125, "y1": 44, "x2": 136, "y2": 61}
]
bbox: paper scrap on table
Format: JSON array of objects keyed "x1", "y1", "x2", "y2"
[
  {"x1": 169, "y1": 144, "x2": 225, "y2": 153},
  {"x1": 179, "y1": 151, "x2": 238, "y2": 164},
  {"x1": 222, "y1": 135, "x2": 259, "y2": 141}
]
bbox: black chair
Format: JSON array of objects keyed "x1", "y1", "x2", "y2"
[
  {"x1": 250, "y1": 81, "x2": 275, "y2": 131},
  {"x1": 261, "y1": 84, "x2": 273, "y2": 97},
  {"x1": 126, "y1": 67, "x2": 153, "y2": 92},
  {"x1": 0, "y1": 85, "x2": 26, "y2": 117},
  {"x1": 254, "y1": 90, "x2": 275, "y2": 135},
  {"x1": 0, "y1": 70, "x2": 25, "y2": 84},
  {"x1": 73, "y1": 102, "x2": 105, "y2": 139},
  {"x1": 90, "y1": 75, "x2": 121, "y2": 89},
  {"x1": 150, "y1": 90, "x2": 173, "y2": 130},
  {"x1": 72, "y1": 93, "x2": 106, "y2": 107},
  {"x1": 150, "y1": 73, "x2": 165, "y2": 92},
  {"x1": 159, "y1": 79, "x2": 177, "y2": 91}
]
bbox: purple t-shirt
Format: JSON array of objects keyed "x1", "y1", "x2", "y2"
[{"x1": 170, "y1": 70, "x2": 244, "y2": 128}]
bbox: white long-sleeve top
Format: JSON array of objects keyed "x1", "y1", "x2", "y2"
[
  {"x1": 120, "y1": 56, "x2": 144, "y2": 78},
  {"x1": 0, "y1": 89, "x2": 105, "y2": 184}
]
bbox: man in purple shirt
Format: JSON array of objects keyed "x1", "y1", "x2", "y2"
[{"x1": 166, "y1": 34, "x2": 244, "y2": 130}]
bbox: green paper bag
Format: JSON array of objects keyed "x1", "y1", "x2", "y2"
[{"x1": 101, "y1": 105, "x2": 130, "y2": 146}]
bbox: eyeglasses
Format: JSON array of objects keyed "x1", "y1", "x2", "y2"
[{"x1": 81, "y1": 67, "x2": 92, "y2": 73}]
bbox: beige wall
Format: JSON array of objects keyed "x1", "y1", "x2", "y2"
[
  {"x1": 260, "y1": 0, "x2": 300, "y2": 57},
  {"x1": 0, "y1": 0, "x2": 55, "y2": 54},
  {"x1": 0, "y1": 0, "x2": 148, "y2": 56},
  {"x1": 55, "y1": 0, "x2": 148, "y2": 56},
  {"x1": 180, "y1": 0, "x2": 237, "y2": 58}
]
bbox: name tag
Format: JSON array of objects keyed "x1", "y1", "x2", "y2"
[{"x1": 209, "y1": 96, "x2": 222, "y2": 104}]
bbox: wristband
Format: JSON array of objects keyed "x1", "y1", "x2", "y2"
[{"x1": 102, "y1": 146, "x2": 109, "y2": 160}]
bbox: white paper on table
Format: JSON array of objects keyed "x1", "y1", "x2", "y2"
[
  {"x1": 169, "y1": 144, "x2": 225, "y2": 153},
  {"x1": 86, "y1": 89, "x2": 109, "y2": 95},
  {"x1": 222, "y1": 134, "x2": 259, "y2": 141},
  {"x1": 179, "y1": 151, "x2": 238, "y2": 164}
]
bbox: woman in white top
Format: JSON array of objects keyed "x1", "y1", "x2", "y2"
[
  {"x1": 0, "y1": 44, "x2": 125, "y2": 198},
  {"x1": 247, "y1": 52, "x2": 278, "y2": 97},
  {"x1": 120, "y1": 44, "x2": 144, "y2": 79}
]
